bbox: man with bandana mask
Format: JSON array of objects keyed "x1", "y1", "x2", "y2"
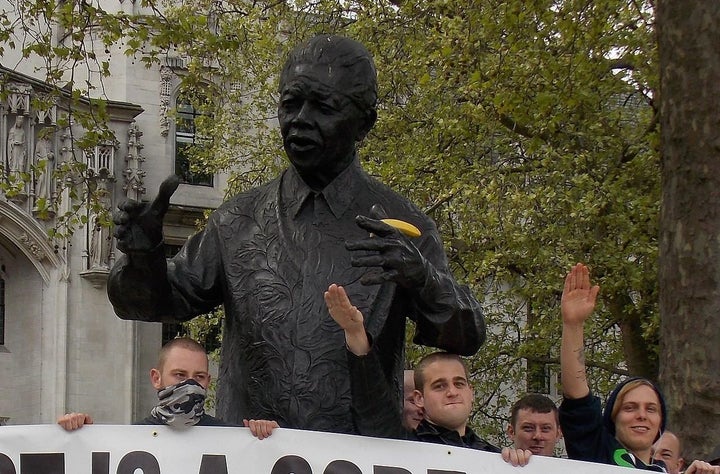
[
  {"x1": 141, "y1": 337, "x2": 224, "y2": 427},
  {"x1": 58, "y1": 338, "x2": 278, "y2": 439}
]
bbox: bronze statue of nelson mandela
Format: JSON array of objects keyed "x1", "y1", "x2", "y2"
[{"x1": 108, "y1": 34, "x2": 486, "y2": 435}]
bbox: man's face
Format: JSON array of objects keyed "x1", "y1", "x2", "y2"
[
  {"x1": 507, "y1": 408, "x2": 562, "y2": 456},
  {"x1": 150, "y1": 347, "x2": 210, "y2": 390},
  {"x1": 414, "y1": 360, "x2": 473, "y2": 435},
  {"x1": 613, "y1": 385, "x2": 662, "y2": 455},
  {"x1": 278, "y1": 63, "x2": 372, "y2": 187},
  {"x1": 652, "y1": 432, "x2": 684, "y2": 474},
  {"x1": 403, "y1": 370, "x2": 424, "y2": 430}
]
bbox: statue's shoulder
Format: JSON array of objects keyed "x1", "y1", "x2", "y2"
[
  {"x1": 216, "y1": 175, "x2": 282, "y2": 211},
  {"x1": 206, "y1": 175, "x2": 282, "y2": 229}
]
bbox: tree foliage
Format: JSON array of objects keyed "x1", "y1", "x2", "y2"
[{"x1": 1, "y1": 0, "x2": 666, "y2": 442}]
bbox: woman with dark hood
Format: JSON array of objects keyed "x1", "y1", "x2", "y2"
[{"x1": 558, "y1": 263, "x2": 667, "y2": 471}]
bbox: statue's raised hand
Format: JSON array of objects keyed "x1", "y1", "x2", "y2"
[
  {"x1": 113, "y1": 175, "x2": 180, "y2": 254},
  {"x1": 346, "y1": 204, "x2": 428, "y2": 288}
]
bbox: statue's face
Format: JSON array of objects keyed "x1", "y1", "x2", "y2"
[{"x1": 278, "y1": 62, "x2": 370, "y2": 186}]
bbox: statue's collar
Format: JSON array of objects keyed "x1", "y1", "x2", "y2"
[{"x1": 284, "y1": 158, "x2": 362, "y2": 219}]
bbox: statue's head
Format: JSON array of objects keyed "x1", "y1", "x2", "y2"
[
  {"x1": 280, "y1": 35, "x2": 377, "y2": 119},
  {"x1": 278, "y1": 35, "x2": 378, "y2": 189}
]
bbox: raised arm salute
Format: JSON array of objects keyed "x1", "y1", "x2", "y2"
[
  {"x1": 560, "y1": 263, "x2": 599, "y2": 400},
  {"x1": 559, "y1": 263, "x2": 669, "y2": 471}
]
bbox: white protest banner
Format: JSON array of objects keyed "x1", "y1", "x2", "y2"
[{"x1": 0, "y1": 425, "x2": 628, "y2": 473}]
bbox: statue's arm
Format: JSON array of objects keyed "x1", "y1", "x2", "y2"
[
  {"x1": 108, "y1": 214, "x2": 224, "y2": 323},
  {"x1": 408, "y1": 232, "x2": 487, "y2": 357},
  {"x1": 348, "y1": 213, "x2": 486, "y2": 356},
  {"x1": 107, "y1": 249, "x2": 174, "y2": 322},
  {"x1": 108, "y1": 176, "x2": 224, "y2": 322},
  {"x1": 107, "y1": 224, "x2": 223, "y2": 322}
]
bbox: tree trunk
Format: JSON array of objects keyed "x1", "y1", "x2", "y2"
[
  {"x1": 657, "y1": 0, "x2": 720, "y2": 461},
  {"x1": 607, "y1": 294, "x2": 658, "y2": 379}
]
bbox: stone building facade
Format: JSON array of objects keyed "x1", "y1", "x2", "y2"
[{"x1": 0, "y1": 6, "x2": 228, "y2": 424}]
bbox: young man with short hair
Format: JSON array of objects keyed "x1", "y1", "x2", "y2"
[
  {"x1": 652, "y1": 431, "x2": 684, "y2": 474},
  {"x1": 411, "y1": 352, "x2": 498, "y2": 451},
  {"x1": 652, "y1": 431, "x2": 720, "y2": 474},
  {"x1": 403, "y1": 369, "x2": 424, "y2": 431},
  {"x1": 325, "y1": 284, "x2": 532, "y2": 466}
]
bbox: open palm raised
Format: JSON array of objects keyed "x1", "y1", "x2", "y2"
[{"x1": 560, "y1": 263, "x2": 600, "y2": 325}]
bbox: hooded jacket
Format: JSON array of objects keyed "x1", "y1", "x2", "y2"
[{"x1": 559, "y1": 377, "x2": 668, "y2": 471}]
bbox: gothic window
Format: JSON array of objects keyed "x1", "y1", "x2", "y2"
[
  {"x1": 85, "y1": 142, "x2": 115, "y2": 174},
  {"x1": 174, "y1": 95, "x2": 213, "y2": 186}
]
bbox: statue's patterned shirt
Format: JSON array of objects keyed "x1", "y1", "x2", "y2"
[{"x1": 109, "y1": 159, "x2": 485, "y2": 434}]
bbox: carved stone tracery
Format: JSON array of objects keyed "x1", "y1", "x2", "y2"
[
  {"x1": 123, "y1": 120, "x2": 146, "y2": 201},
  {"x1": 159, "y1": 66, "x2": 173, "y2": 137},
  {"x1": 1, "y1": 74, "x2": 142, "y2": 288},
  {"x1": 6, "y1": 83, "x2": 32, "y2": 114},
  {"x1": 19, "y1": 232, "x2": 45, "y2": 260}
]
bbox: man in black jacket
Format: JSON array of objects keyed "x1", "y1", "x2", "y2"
[
  {"x1": 325, "y1": 284, "x2": 530, "y2": 467},
  {"x1": 411, "y1": 352, "x2": 499, "y2": 451}
]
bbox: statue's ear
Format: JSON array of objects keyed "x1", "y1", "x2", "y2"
[{"x1": 356, "y1": 109, "x2": 377, "y2": 142}]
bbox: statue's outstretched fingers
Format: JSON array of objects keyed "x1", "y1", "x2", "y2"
[
  {"x1": 149, "y1": 174, "x2": 180, "y2": 219},
  {"x1": 117, "y1": 198, "x2": 143, "y2": 215},
  {"x1": 354, "y1": 215, "x2": 396, "y2": 237}
]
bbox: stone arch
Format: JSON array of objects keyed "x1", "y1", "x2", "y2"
[
  {"x1": 0, "y1": 200, "x2": 63, "y2": 283},
  {"x1": 0, "y1": 199, "x2": 69, "y2": 425}
]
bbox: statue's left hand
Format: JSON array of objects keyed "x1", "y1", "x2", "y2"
[
  {"x1": 113, "y1": 175, "x2": 180, "y2": 254},
  {"x1": 346, "y1": 205, "x2": 428, "y2": 288}
]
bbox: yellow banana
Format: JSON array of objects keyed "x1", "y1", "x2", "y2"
[{"x1": 381, "y1": 218, "x2": 422, "y2": 238}]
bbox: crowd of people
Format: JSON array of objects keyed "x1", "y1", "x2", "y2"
[
  {"x1": 57, "y1": 34, "x2": 718, "y2": 473},
  {"x1": 59, "y1": 264, "x2": 720, "y2": 472}
]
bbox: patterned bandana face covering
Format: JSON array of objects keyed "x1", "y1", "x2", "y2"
[{"x1": 150, "y1": 378, "x2": 207, "y2": 428}]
